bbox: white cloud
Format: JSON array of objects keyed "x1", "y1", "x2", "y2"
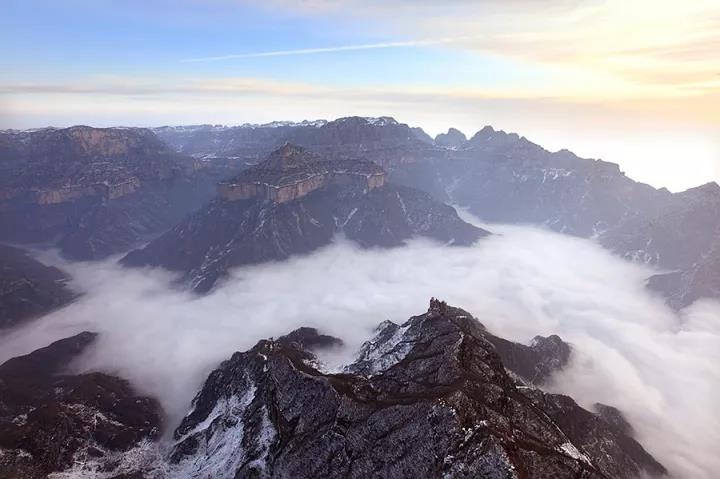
[
  {"x1": 0, "y1": 220, "x2": 718, "y2": 477},
  {"x1": 181, "y1": 36, "x2": 475, "y2": 62}
]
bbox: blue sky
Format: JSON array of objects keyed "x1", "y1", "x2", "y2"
[{"x1": 1, "y1": 0, "x2": 718, "y2": 190}]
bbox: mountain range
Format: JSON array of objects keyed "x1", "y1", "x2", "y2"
[{"x1": 152, "y1": 116, "x2": 720, "y2": 307}]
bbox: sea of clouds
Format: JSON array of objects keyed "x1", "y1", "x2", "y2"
[{"x1": 1, "y1": 222, "x2": 718, "y2": 478}]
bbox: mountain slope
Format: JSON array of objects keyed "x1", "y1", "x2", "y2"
[
  {"x1": 0, "y1": 332, "x2": 161, "y2": 479},
  {"x1": 122, "y1": 144, "x2": 487, "y2": 292},
  {"x1": 0, "y1": 126, "x2": 241, "y2": 260},
  {"x1": 0, "y1": 244, "x2": 77, "y2": 330}
]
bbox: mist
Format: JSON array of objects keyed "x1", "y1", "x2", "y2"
[{"x1": 0, "y1": 222, "x2": 718, "y2": 478}]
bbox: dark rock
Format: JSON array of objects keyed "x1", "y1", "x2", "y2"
[
  {"x1": 278, "y1": 327, "x2": 344, "y2": 352},
  {"x1": 488, "y1": 333, "x2": 571, "y2": 385},
  {"x1": 0, "y1": 244, "x2": 77, "y2": 330},
  {"x1": 0, "y1": 333, "x2": 162, "y2": 478}
]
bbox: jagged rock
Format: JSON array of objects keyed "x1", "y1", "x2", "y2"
[
  {"x1": 0, "y1": 332, "x2": 162, "y2": 478},
  {"x1": 0, "y1": 244, "x2": 77, "y2": 329},
  {"x1": 167, "y1": 300, "x2": 666, "y2": 479},
  {"x1": 122, "y1": 145, "x2": 487, "y2": 292}
]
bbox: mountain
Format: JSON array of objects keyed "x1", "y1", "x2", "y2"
[
  {"x1": 0, "y1": 332, "x2": 161, "y2": 479},
  {"x1": 150, "y1": 116, "x2": 718, "y2": 307},
  {"x1": 434, "y1": 127, "x2": 467, "y2": 149},
  {"x1": 13, "y1": 300, "x2": 665, "y2": 478},
  {"x1": 0, "y1": 245, "x2": 77, "y2": 330},
  {"x1": 122, "y1": 144, "x2": 487, "y2": 292},
  {"x1": 165, "y1": 299, "x2": 665, "y2": 478},
  {"x1": 154, "y1": 117, "x2": 436, "y2": 169},
  {"x1": 0, "y1": 126, "x2": 242, "y2": 260}
]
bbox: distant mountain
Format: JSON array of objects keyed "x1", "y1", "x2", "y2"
[
  {"x1": 0, "y1": 244, "x2": 77, "y2": 330},
  {"x1": 0, "y1": 126, "x2": 242, "y2": 260},
  {"x1": 434, "y1": 127, "x2": 467, "y2": 149},
  {"x1": 0, "y1": 332, "x2": 161, "y2": 479},
  {"x1": 153, "y1": 116, "x2": 435, "y2": 168},
  {"x1": 122, "y1": 144, "x2": 487, "y2": 292},
  {"x1": 145, "y1": 116, "x2": 717, "y2": 307},
  {"x1": 166, "y1": 299, "x2": 664, "y2": 478}
]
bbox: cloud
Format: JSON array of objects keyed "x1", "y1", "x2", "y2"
[
  {"x1": 0, "y1": 220, "x2": 718, "y2": 478},
  {"x1": 180, "y1": 36, "x2": 476, "y2": 62}
]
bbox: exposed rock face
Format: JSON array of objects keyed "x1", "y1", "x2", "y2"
[
  {"x1": 0, "y1": 332, "x2": 162, "y2": 479},
  {"x1": 167, "y1": 299, "x2": 665, "y2": 479},
  {"x1": 434, "y1": 127, "x2": 467, "y2": 149},
  {"x1": 0, "y1": 126, "x2": 240, "y2": 260},
  {"x1": 0, "y1": 244, "x2": 77, "y2": 330},
  {"x1": 217, "y1": 144, "x2": 386, "y2": 203},
  {"x1": 122, "y1": 146, "x2": 487, "y2": 292},
  {"x1": 0, "y1": 126, "x2": 183, "y2": 203}
]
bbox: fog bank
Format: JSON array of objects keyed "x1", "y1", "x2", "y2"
[{"x1": 0, "y1": 224, "x2": 718, "y2": 478}]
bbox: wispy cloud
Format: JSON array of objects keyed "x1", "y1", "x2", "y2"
[{"x1": 180, "y1": 36, "x2": 475, "y2": 62}]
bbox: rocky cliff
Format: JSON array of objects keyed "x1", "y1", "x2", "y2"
[
  {"x1": 0, "y1": 126, "x2": 241, "y2": 260},
  {"x1": 217, "y1": 144, "x2": 386, "y2": 203}
]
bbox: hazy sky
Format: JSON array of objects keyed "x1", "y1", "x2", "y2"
[{"x1": 1, "y1": 0, "x2": 718, "y2": 190}]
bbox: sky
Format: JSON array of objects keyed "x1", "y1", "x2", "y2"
[{"x1": 1, "y1": 0, "x2": 719, "y2": 191}]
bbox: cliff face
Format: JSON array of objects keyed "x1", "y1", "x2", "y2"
[
  {"x1": 0, "y1": 126, "x2": 185, "y2": 205},
  {"x1": 0, "y1": 126, "x2": 241, "y2": 260},
  {"x1": 217, "y1": 143, "x2": 387, "y2": 203}
]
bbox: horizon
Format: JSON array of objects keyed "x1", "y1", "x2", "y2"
[
  {"x1": 1, "y1": 0, "x2": 719, "y2": 192},
  {"x1": 3, "y1": 115, "x2": 718, "y2": 193}
]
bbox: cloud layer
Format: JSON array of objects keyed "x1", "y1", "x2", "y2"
[{"x1": 0, "y1": 222, "x2": 718, "y2": 478}]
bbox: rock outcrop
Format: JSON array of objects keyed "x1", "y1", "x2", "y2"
[
  {"x1": 217, "y1": 144, "x2": 386, "y2": 203},
  {"x1": 0, "y1": 244, "x2": 77, "y2": 330},
  {"x1": 0, "y1": 332, "x2": 162, "y2": 479},
  {"x1": 122, "y1": 145, "x2": 487, "y2": 292}
]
